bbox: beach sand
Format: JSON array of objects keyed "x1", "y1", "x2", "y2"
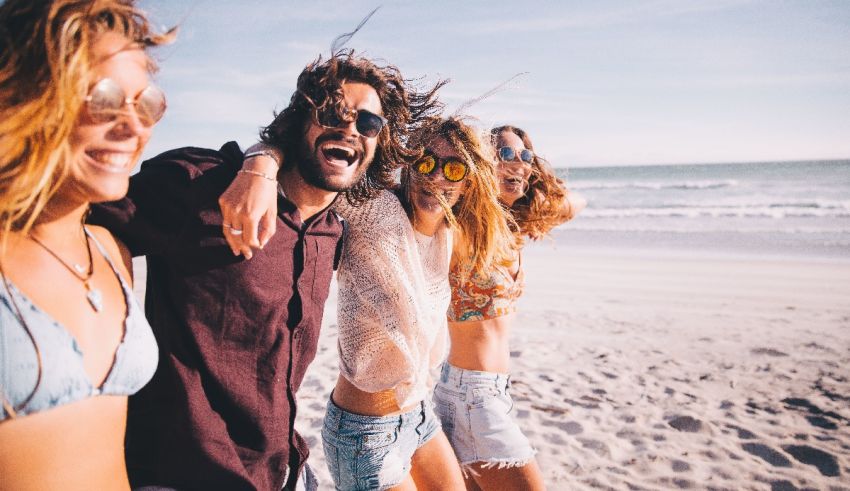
[{"x1": 134, "y1": 246, "x2": 850, "y2": 489}]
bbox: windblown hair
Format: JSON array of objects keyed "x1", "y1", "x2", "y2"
[
  {"x1": 405, "y1": 117, "x2": 516, "y2": 276},
  {"x1": 492, "y1": 125, "x2": 567, "y2": 240},
  {"x1": 261, "y1": 50, "x2": 445, "y2": 205},
  {"x1": 0, "y1": 0, "x2": 174, "y2": 238}
]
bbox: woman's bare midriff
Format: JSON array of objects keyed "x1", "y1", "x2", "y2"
[
  {"x1": 0, "y1": 396, "x2": 130, "y2": 491},
  {"x1": 332, "y1": 375, "x2": 420, "y2": 417},
  {"x1": 447, "y1": 313, "x2": 514, "y2": 374}
]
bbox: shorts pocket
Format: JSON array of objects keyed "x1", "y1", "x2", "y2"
[
  {"x1": 354, "y1": 429, "x2": 409, "y2": 490},
  {"x1": 470, "y1": 386, "x2": 502, "y2": 408},
  {"x1": 359, "y1": 427, "x2": 399, "y2": 452},
  {"x1": 434, "y1": 383, "x2": 464, "y2": 400}
]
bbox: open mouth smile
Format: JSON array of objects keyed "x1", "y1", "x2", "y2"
[
  {"x1": 320, "y1": 142, "x2": 360, "y2": 168},
  {"x1": 85, "y1": 149, "x2": 135, "y2": 173}
]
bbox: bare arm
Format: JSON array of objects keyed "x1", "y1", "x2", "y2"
[{"x1": 218, "y1": 143, "x2": 282, "y2": 259}]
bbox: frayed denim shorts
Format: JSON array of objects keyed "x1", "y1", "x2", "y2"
[
  {"x1": 433, "y1": 363, "x2": 536, "y2": 472},
  {"x1": 321, "y1": 395, "x2": 440, "y2": 490}
]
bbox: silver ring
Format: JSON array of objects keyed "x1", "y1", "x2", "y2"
[{"x1": 228, "y1": 228, "x2": 243, "y2": 236}]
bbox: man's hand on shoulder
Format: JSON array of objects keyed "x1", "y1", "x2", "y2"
[{"x1": 219, "y1": 143, "x2": 282, "y2": 259}]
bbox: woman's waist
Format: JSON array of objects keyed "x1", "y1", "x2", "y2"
[
  {"x1": 331, "y1": 375, "x2": 420, "y2": 416},
  {"x1": 446, "y1": 318, "x2": 513, "y2": 373},
  {"x1": 0, "y1": 397, "x2": 130, "y2": 489}
]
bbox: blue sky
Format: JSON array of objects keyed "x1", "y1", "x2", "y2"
[{"x1": 138, "y1": 0, "x2": 850, "y2": 167}]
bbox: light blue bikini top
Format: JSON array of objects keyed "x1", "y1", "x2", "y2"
[{"x1": 0, "y1": 229, "x2": 158, "y2": 420}]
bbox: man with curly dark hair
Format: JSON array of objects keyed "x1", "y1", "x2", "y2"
[
  {"x1": 219, "y1": 50, "x2": 445, "y2": 256},
  {"x1": 88, "y1": 51, "x2": 443, "y2": 491}
]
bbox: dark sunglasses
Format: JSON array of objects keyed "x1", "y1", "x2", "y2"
[
  {"x1": 315, "y1": 104, "x2": 387, "y2": 138},
  {"x1": 85, "y1": 78, "x2": 166, "y2": 127},
  {"x1": 497, "y1": 146, "x2": 535, "y2": 164},
  {"x1": 414, "y1": 152, "x2": 469, "y2": 182}
]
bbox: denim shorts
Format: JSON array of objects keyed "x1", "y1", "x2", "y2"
[
  {"x1": 433, "y1": 363, "x2": 536, "y2": 471},
  {"x1": 321, "y1": 395, "x2": 441, "y2": 490}
]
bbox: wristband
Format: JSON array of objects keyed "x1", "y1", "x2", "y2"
[{"x1": 244, "y1": 149, "x2": 282, "y2": 168}]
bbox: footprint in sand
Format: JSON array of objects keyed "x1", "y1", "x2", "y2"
[
  {"x1": 750, "y1": 347, "x2": 789, "y2": 357},
  {"x1": 725, "y1": 423, "x2": 757, "y2": 440},
  {"x1": 552, "y1": 421, "x2": 583, "y2": 435},
  {"x1": 781, "y1": 444, "x2": 841, "y2": 477},
  {"x1": 667, "y1": 415, "x2": 704, "y2": 433},
  {"x1": 577, "y1": 438, "x2": 610, "y2": 458},
  {"x1": 740, "y1": 442, "x2": 792, "y2": 467},
  {"x1": 670, "y1": 459, "x2": 690, "y2": 473},
  {"x1": 782, "y1": 397, "x2": 848, "y2": 430}
]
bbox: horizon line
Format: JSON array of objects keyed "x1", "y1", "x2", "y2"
[{"x1": 565, "y1": 157, "x2": 850, "y2": 170}]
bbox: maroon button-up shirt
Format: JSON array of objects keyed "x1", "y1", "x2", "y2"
[{"x1": 90, "y1": 142, "x2": 343, "y2": 491}]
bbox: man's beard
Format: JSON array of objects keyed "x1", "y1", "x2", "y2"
[{"x1": 294, "y1": 136, "x2": 371, "y2": 193}]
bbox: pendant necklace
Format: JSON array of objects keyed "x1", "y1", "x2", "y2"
[{"x1": 29, "y1": 226, "x2": 103, "y2": 313}]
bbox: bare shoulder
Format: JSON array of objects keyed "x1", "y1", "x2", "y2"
[{"x1": 86, "y1": 225, "x2": 133, "y2": 282}]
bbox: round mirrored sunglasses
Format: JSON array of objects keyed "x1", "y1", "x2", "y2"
[
  {"x1": 497, "y1": 146, "x2": 534, "y2": 164},
  {"x1": 414, "y1": 153, "x2": 468, "y2": 182},
  {"x1": 85, "y1": 78, "x2": 166, "y2": 127}
]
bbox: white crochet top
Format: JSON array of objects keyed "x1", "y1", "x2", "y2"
[{"x1": 334, "y1": 190, "x2": 452, "y2": 408}]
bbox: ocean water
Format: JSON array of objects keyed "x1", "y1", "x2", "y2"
[{"x1": 554, "y1": 160, "x2": 850, "y2": 259}]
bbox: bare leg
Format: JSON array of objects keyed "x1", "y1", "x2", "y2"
[
  {"x1": 409, "y1": 430, "x2": 465, "y2": 490},
  {"x1": 468, "y1": 458, "x2": 546, "y2": 491},
  {"x1": 385, "y1": 475, "x2": 417, "y2": 491}
]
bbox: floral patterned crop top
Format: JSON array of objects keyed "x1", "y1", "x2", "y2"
[{"x1": 447, "y1": 255, "x2": 524, "y2": 322}]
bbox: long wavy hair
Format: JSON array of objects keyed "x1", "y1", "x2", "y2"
[
  {"x1": 404, "y1": 117, "x2": 516, "y2": 275},
  {"x1": 261, "y1": 50, "x2": 445, "y2": 206},
  {"x1": 0, "y1": 0, "x2": 173, "y2": 239},
  {"x1": 491, "y1": 125, "x2": 566, "y2": 240}
]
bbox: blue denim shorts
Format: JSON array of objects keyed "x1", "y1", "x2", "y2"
[
  {"x1": 433, "y1": 363, "x2": 536, "y2": 471},
  {"x1": 321, "y1": 396, "x2": 441, "y2": 491}
]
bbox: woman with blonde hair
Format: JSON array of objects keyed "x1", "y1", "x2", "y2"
[
  {"x1": 433, "y1": 124, "x2": 586, "y2": 490},
  {"x1": 0, "y1": 1, "x2": 172, "y2": 489}
]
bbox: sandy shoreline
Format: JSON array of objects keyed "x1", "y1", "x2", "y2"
[{"x1": 133, "y1": 246, "x2": 850, "y2": 489}]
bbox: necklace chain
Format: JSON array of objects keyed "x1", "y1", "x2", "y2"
[
  {"x1": 28, "y1": 226, "x2": 102, "y2": 312},
  {"x1": 28, "y1": 227, "x2": 94, "y2": 281}
]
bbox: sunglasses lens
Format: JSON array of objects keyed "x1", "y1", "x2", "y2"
[
  {"x1": 498, "y1": 146, "x2": 516, "y2": 162},
  {"x1": 416, "y1": 155, "x2": 436, "y2": 175},
  {"x1": 316, "y1": 105, "x2": 341, "y2": 128},
  {"x1": 86, "y1": 79, "x2": 125, "y2": 123},
  {"x1": 136, "y1": 85, "x2": 167, "y2": 126},
  {"x1": 519, "y1": 149, "x2": 534, "y2": 163},
  {"x1": 356, "y1": 111, "x2": 385, "y2": 138},
  {"x1": 443, "y1": 161, "x2": 468, "y2": 182}
]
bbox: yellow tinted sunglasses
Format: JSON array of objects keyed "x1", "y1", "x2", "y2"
[{"x1": 414, "y1": 152, "x2": 469, "y2": 182}]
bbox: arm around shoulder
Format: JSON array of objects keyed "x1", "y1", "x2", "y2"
[
  {"x1": 218, "y1": 142, "x2": 282, "y2": 256},
  {"x1": 88, "y1": 151, "x2": 198, "y2": 257}
]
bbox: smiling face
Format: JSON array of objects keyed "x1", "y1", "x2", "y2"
[
  {"x1": 495, "y1": 130, "x2": 534, "y2": 208},
  {"x1": 298, "y1": 82, "x2": 381, "y2": 192},
  {"x1": 66, "y1": 31, "x2": 155, "y2": 204},
  {"x1": 409, "y1": 136, "x2": 467, "y2": 217}
]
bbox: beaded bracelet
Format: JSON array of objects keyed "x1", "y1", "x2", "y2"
[{"x1": 237, "y1": 169, "x2": 276, "y2": 182}]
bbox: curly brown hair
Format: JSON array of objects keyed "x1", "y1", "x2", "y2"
[
  {"x1": 261, "y1": 50, "x2": 445, "y2": 205},
  {"x1": 491, "y1": 125, "x2": 567, "y2": 240}
]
